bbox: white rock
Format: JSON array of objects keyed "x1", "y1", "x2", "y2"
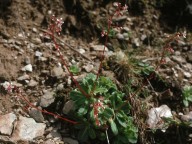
[
  {"x1": 11, "y1": 116, "x2": 46, "y2": 141},
  {"x1": 79, "y1": 48, "x2": 85, "y2": 54},
  {"x1": 35, "y1": 51, "x2": 43, "y2": 57},
  {"x1": 183, "y1": 72, "x2": 191, "y2": 78},
  {"x1": 22, "y1": 64, "x2": 32, "y2": 72},
  {"x1": 0, "y1": 113, "x2": 16, "y2": 135},
  {"x1": 90, "y1": 44, "x2": 108, "y2": 51},
  {"x1": 32, "y1": 27, "x2": 37, "y2": 33},
  {"x1": 147, "y1": 105, "x2": 172, "y2": 130},
  {"x1": 133, "y1": 38, "x2": 140, "y2": 47}
]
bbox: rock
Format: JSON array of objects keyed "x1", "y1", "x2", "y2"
[
  {"x1": 24, "y1": 56, "x2": 31, "y2": 64},
  {"x1": 11, "y1": 116, "x2": 46, "y2": 141},
  {"x1": 29, "y1": 108, "x2": 44, "y2": 123},
  {"x1": 39, "y1": 90, "x2": 55, "y2": 108},
  {"x1": 0, "y1": 113, "x2": 16, "y2": 135},
  {"x1": 63, "y1": 137, "x2": 79, "y2": 144},
  {"x1": 45, "y1": 139, "x2": 56, "y2": 144},
  {"x1": 175, "y1": 51, "x2": 181, "y2": 56},
  {"x1": 51, "y1": 66, "x2": 64, "y2": 78},
  {"x1": 133, "y1": 38, "x2": 140, "y2": 47},
  {"x1": 28, "y1": 79, "x2": 38, "y2": 87},
  {"x1": 40, "y1": 57, "x2": 48, "y2": 62},
  {"x1": 123, "y1": 33, "x2": 129, "y2": 39},
  {"x1": 62, "y1": 100, "x2": 74, "y2": 114},
  {"x1": 90, "y1": 44, "x2": 108, "y2": 51},
  {"x1": 123, "y1": 27, "x2": 130, "y2": 32},
  {"x1": 187, "y1": 53, "x2": 192, "y2": 63},
  {"x1": 181, "y1": 111, "x2": 192, "y2": 122},
  {"x1": 0, "y1": 135, "x2": 15, "y2": 144},
  {"x1": 35, "y1": 51, "x2": 43, "y2": 57},
  {"x1": 172, "y1": 56, "x2": 186, "y2": 63},
  {"x1": 116, "y1": 33, "x2": 124, "y2": 40},
  {"x1": 32, "y1": 27, "x2": 37, "y2": 33},
  {"x1": 83, "y1": 64, "x2": 94, "y2": 72},
  {"x1": 67, "y1": 77, "x2": 72, "y2": 85},
  {"x1": 21, "y1": 64, "x2": 33, "y2": 72},
  {"x1": 79, "y1": 48, "x2": 85, "y2": 54},
  {"x1": 47, "y1": 130, "x2": 62, "y2": 140},
  {"x1": 112, "y1": 15, "x2": 127, "y2": 22},
  {"x1": 56, "y1": 83, "x2": 64, "y2": 91},
  {"x1": 141, "y1": 34, "x2": 147, "y2": 41},
  {"x1": 15, "y1": 41, "x2": 22, "y2": 46},
  {"x1": 183, "y1": 71, "x2": 191, "y2": 78},
  {"x1": 147, "y1": 105, "x2": 172, "y2": 130},
  {"x1": 17, "y1": 74, "x2": 30, "y2": 81}
]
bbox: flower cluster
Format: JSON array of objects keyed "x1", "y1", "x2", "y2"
[
  {"x1": 1, "y1": 81, "x2": 14, "y2": 93},
  {"x1": 93, "y1": 97, "x2": 105, "y2": 126},
  {"x1": 113, "y1": 2, "x2": 128, "y2": 16},
  {"x1": 48, "y1": 15, "x2": 64, "y2": 36}
]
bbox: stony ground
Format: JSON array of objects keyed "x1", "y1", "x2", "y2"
[{"x1": 0, "y1": 0, "x2": 192, "y2": 144}]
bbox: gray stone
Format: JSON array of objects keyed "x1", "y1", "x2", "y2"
[
  {"x1": 51, "y1": 66, "x2": 64, "y2": 78},
  {"x1": 11, "y1": 116, "x2": 46, "y2": 141},
  {"x1": 123, "y1": 27, "x2": 130, "y2": 32},
  {"x1": 183, "y1": 71, "x2": 191, "y2": 78},
  {"x1": 116, "y1": 33, "x2": 124, "y2": 40},
  {"x1": 47, "y1": 130, "x2": 62, "y2": 140},
  {"x1": 83, "y1": 64, "x2": 94, "y2": 72},
  {"x1": 141, "y1": 34, "x2": 147, "y2": 41},
  {"x1": 29, "y1": 108, "x2": 44, "y2": 123},
  {"x1": 112, "y1": 15, "x2": 127, "y2": 22},
  {"x1": 0, "y1": 135, "x2": 15, "y2": 144},
  {"x1": 62, "y1": 100, "x2": 74, "y2": 114},
  {"x1": 181, "y1": 111, "x2": 192, "y2": 122},
  {"x1": 40, "y1": 91, "x2": 55, "y2": 108},
  {"x1": 45, "y1": 139, "x2": 56, "y2": 144},
  {"x1": 187, "y1": 53, "x2": 192, "y2": 63},
  {"x1": 28, "y1": 79, "x2": 38, "y2": 87},
  {"x1": 63, "y1": 137, "x2": 79, "y2": 144},
  {"x1": 90, "y1": 44, "x2": 108, "y2": 51},
  {"x1": 17, "y1": 74, "x2": 30, "y2": 81},
  {"x1": 24, "y1": 56, "x2": 31, "y2": 64},
  {"x1": 0, "y1": 113, "x2": 16, "y2": 135},
  {"x1": 172, "y1": 56, "x2": 186, "y2": 63}
]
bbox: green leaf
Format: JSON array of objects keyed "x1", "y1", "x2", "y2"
[
  {"x1": 78, "y1": 107, "x2": 88, "y2": 116},
  {"x1": 93, "y1": 86, "x2": 108, "y2": 95},
  {"x1": 70, "y1": 90, "x2": 88, "y2": 107},
  {"x1": 109, "y1": 119, "x2": 118, "y2": 135},
  {"x1": 88, "y1": 128, "x2": 96, "y2": 139},
  {"x1": 183, "y1": 99, "x2": 189, "y2": 107},
  {"x1": 116, "y1": 113, "x2": 127, "y2": 127},
  {"x1": 69, "y1": 65, "x2": 79, "y2": 75},
  {"x1": 78, "y1": 126, "x2": 89, "y2": 141},
  {"x1": 127, "y1": 130, "x2": 138, "y2": 143},
  {"x1": 102, "y1": 108, "x2": 114, "y2": 120}
]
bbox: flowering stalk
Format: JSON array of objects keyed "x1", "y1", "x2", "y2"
[
  {"x1": 45, "y1": 15, "x2": 90, "y2": 98},
  {"x1": 91, "y1": 2, "x2": 128, "y2": 94}
]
